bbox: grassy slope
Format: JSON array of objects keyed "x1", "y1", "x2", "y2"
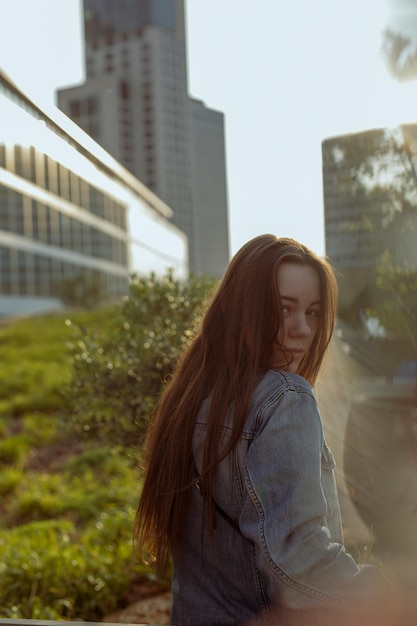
[{"x1": 0, "y1": 309, "x2": 167, "y2": 622}]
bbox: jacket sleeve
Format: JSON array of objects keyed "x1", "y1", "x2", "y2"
[{"x1": 240, "y1": 385, "x2": 381, "y2": 610}]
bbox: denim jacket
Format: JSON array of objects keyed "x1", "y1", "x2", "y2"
[{"x1": 171, "y1": 370, "x2": 379, "y2": 626}]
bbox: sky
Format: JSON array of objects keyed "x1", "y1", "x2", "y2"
[{"x1": 1, "y1": 0, "x2": 417, "y2": 257}]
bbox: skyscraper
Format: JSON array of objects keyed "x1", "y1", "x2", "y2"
[{"x1": 58, "y1": 0, "x2": 229, "y2": 277}]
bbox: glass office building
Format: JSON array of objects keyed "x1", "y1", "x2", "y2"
[
  {"x1": 0, "y1": 69, "x2": 188, "y2": 316},
  {"x1": 58, "y1": 0, "x2": 230, "y2": 278}
]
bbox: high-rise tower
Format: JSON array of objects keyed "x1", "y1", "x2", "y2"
[{"x1": 58, "y1": 0, "x2": 229, "y2": 277}]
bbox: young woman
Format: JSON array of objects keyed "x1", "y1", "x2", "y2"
[{"x1": 134, "y1": 235, "x2": 381, "y2": 626}]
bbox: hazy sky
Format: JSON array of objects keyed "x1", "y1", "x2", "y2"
[{"x1": 1, "y1": 0, "x2": 417, "y2": 257}]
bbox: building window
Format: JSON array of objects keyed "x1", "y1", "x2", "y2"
[
  {"x1": 119, "y1": 80, "x2": 130, "y2": 101},
  {"x1": 29, "y1": 146, "x2": 37, "y2": 183},
  {"x1": 0, "y1": 246, "x2": 11, "y2": 293},
  {"x1": 87, "y1": 96, "x2": 98, "y2": 115},
  {"x1": 14, "y1": 145, "x2": 23, "y2": 177},
  {"x1": 70, "y1": 100, "x2": 81, "y2": 118}
]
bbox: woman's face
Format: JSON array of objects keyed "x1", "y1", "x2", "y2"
[{"x1": 270, "y1": 262, "x2": 321, "y2": 374}]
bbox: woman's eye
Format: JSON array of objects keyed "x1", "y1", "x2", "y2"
[
  {"x1": 307, "y1": 309, "x2": 320, "y2": 317},
  {"x1": 281, "y1": 306, "x2": 290, "y2": 315}
]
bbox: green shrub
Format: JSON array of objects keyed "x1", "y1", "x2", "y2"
[
  {"x1": 0, "y1": 467, "x2": 22, "y2": 497},
  {"x1": 0, "y1": 418, "x2": 7, "y2": 438},
  {"x1": 0, "y1": 435, "x2": 29, "y2": 468},
  {"x1": 64, "y1": 271, "x2": 216, "y2": 445},
  {"x1": 22, "y1": 413, "x2": 59, "y2": 446},
  {"x1": 10, "y1": 491, "x2": 64, "y2": 525},
  {"x1": 65, "y1": 445, "x2": 136, "y2": 479},
  {"x1": 5, "y1": 449, "x2": 138, "y2": 527},
  {"x1": 0, "y1": 514, "x2": 140, "y2": 621}
]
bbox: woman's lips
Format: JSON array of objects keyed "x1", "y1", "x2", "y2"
[{"x1": 284, "y1": 348, "x2": 305, "y2": 356}]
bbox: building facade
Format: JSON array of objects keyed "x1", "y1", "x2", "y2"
[
  {"x1": 322, "y1": 125, "x2": 417, "y2": 313},
  {"x1": 57, "y1": 0, "x2": 230, "y2": 278},
  {"x1": 0, "y1": 69, "x2": 188, "y2": 317}
]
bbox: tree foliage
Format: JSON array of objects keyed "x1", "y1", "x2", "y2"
[
  {"x1": 324, "y1": 125, "x2": 417, "y2": 344},
  {"x1": 374, "y1": 250, "x2": 417, "y2": 350},
  {"x1": 382, "y1": 28, "x2": 417, "y2": 82},
  {"x1": 63, "y1": 271, "x2": 217, "y2": 445},
  {"x1": 326, "y1": 127, "x2": 417, "y2": 234}
]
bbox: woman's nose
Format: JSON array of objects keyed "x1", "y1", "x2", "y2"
[{"x1": 289, "y1": 314, "x2": 311, "y2": 337}]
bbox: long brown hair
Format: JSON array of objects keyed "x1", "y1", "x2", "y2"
[{"x1": 134, "y1": 234, "x2": 338, "y2": 572}]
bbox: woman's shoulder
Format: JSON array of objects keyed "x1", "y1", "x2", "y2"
[
  {"x1": 249, "y1": 369, "x2": 317, "y2": 417},
  {"x1": 240, "y1": 370, "x2": 321, "y2": 434},
  {"x1": 245, "y1": 370, "x2": 320, "y2": 435},
  {"x1": 255, "y1": 369, "x2": 314, "y2": 398}
]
